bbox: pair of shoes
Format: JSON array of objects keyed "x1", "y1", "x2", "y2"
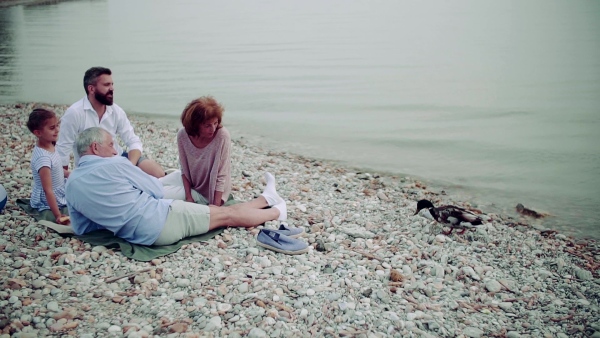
[
  {"x1": 256, "y1": 229, "x2": 308, "y2": 255},
  {"x1": 268, "y1": 223, "x2": 304, "y2": 238}
]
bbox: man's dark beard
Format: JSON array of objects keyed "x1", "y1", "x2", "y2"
[{"x1": 95, "y1": 91, "x2": 114, "y2": 106}]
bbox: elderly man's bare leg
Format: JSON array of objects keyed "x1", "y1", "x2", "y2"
[{"x1": 208, "y1": 198, "x2": 282, "y2": 231}]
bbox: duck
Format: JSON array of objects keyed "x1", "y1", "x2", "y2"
[{"x1": 414, "y1": 199, "x2": 484, "y2": 235}]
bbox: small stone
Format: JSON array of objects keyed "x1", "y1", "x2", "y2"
[
  {"x1": 238, "y1": 283, "x2": 249, "y2": 293},
  {"x1": 176, "y1": 279, "x2": 191, "y2": 288},
  {"x1": 108, "y1": 325, "x2": 121, "y2": 333},
  {"x1": 169, "y1": 322, "x2": 188, "y2": 333},
  {"x1": 46, "y1": 301, "x2": 60, "y2": 312},
  {"x1": 338, "y1": 226, "x2": 375, "y2": 239},
  {"x1": 463, "y1": 326, "x2": 484, "y2": 338},
  {"x1": 574, "y1": 267, "x2": 592, "y2": 281},
  {"x1": 485, "y1": 280, "x2": 502, "y2": 293},
  {"x1": 217, "y1": 303, "x2": 232, "y2": 312},
  {"x1": 248, "y1": 327, "x2": 268, "y2": 338},
  {"x1": 172, "y1": 291, "x2": 186, "y2": 301},
  {"x1": 390, "y1": 269, "x2": 403, "y2": 282},
  {"x1": 204, "y1": 316, "x2": 222, "y2": 331}
]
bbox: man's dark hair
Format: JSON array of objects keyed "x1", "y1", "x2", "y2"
[{"x1": 83, "y1": 67, "x2": 112, "y2": 94}]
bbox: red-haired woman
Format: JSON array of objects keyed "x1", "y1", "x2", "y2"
[{"x1": 162, "y1": 96, "x2": 231, "y2": 206}]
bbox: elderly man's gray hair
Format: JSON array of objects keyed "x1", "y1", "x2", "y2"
[{"x1": 76, "y1": 127, "x2": 108, "y2": 157}]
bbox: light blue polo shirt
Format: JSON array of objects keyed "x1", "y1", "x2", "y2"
[{"x1": 66, "y1": 155, "x2": 172, "y2": 245}]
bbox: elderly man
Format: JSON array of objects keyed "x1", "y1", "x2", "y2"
[
  {"x1": 57, "y1": 66, "x2": 165, "y2": 178},
  {"x1": 65, "y1": 127, "x2": 286, "y2": 246}
]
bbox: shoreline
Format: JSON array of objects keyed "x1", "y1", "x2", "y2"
[
  {"x1": 0, "y1": 0, "x2": 69, "y2": 8},
  {"x1": 1, "y1": 102, "x2": 599, "y2": 337},
  {"x1": 132, "y1": 109, "x2": 586, "y2": 241}
]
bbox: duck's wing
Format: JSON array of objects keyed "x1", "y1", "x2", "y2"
[{"x1": 438, "y1": 205, "x2": 483, "y2": 225}]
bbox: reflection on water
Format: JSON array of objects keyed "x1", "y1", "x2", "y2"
[
  {"x1": 0, "y1": 7, "x2": 18, "y2": 98},
  {"x1": 0, "y1": 0, "x2": 599, "y2": 239}
]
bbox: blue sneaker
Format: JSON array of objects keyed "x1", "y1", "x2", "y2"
[
  {"x1": 256, "y1": 229, "x2": 308, "y2": 255},
  {"x1": 268, "y1": 223, "x2": 305, "y2": 238}
]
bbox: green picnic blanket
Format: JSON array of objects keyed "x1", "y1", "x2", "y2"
[{"x1": 17, "y1": 198, "x2": 224, "y2": 262}]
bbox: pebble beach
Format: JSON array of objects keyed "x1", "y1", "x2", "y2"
[{"x1": 1, "y1": 102, "x2": 599, "y2": 338}]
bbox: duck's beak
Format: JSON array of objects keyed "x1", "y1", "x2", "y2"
[{"x1": 413, "y1": 209, "x2": 420, "y2": 216}]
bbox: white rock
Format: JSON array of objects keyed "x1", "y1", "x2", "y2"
[
  {"x1": 463, "y1": 326, "x2": 484, "y2": 338},
  {"x1": 574, "y1": 267, "x2": 592, "y2": 281},
  {"x1": 217, "y1": 303, "x2": 232, "y2": 312},
  {"x1": 248, "y1": 328, "x2": 268, "y2": 338},
  {"x1": 176, "y1": 279, "x2": 191, "y2": 287},
  {"x1": 485, "y1": 280, "x2": 502, "y2": 293},
  {"x1": 108, "y1": 325, "x2": 122, "y2": 333},
  {"x1": 204, "y1": 316, "x2": 222, "y2": 331},
  {"x1": 462, "y1": 266, "x2": 480, "y2": 281},
  {"x1": 172, "y1": 291, "x2": 186, "y2": 301},
  {"x1": 46, "y1": 301, "x2": 60, "y2": 312},
  {"x1": 338, "y1": 226, "x2": 376, "y2": 239},
  {"x1": 238, "y1": 282, "x2": 249, "y2": 293}
]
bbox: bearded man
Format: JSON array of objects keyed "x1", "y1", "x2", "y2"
[{"x1": 56, "y1": 67, "x2": 165, "y2": 178}]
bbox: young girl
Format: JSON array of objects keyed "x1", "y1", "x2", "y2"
[
  {"x1": 161, "y1": 96, "x2": 232, "y2": 206},
  {"x1": 27, "y1": 108, "x2": 69, "y2": 224}
]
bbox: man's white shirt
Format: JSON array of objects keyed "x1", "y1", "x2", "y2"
[{"x1": 56, "y1": 96, "x2": 143, "y2": 167}]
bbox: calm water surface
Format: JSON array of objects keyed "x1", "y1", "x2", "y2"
[{"x1": 1, "y1": 0, "x2": 599, "y2": 238}]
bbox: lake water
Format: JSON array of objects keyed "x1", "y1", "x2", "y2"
[{"x1": 1, "y1": 0, "x2": 599, "y2": 239}]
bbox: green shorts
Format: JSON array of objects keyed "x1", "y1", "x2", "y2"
[{"x1": 153, "y1": 200, "x2": 211, "y2": 246}]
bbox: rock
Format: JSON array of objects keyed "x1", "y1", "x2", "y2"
[
  {"x1": 172, "y1": 291, "x2": 186, "y2": 301},
  {"x1": 574, "y1": 267, "x2": 592, "y2": 281},
  {"x1": 169, "y1": 322, "x2": 188, "y2": 333},
  {"x1": 463, "y1": 326, "x2": 484, "y2": 338},
  {"x1": 248, "y1": 327, "x2": 268, "y2": 338},
  {"x1": 462, "y1": 266, "x2": 480, "y2": 281},
  {"x1": 485, "y1": 280, "x2": 502, "y2": 292},
  {"x1": 176, "y1": 278, "x2": 191, "y2": 287},
  {"x1": 338, "y1": 226, "x2": 375, "y2": 239},
  {"x1": 204, "y1": 316, "x2": 222, "y2": 331},
  {"x1": 107, "y1": 325, "x2": 121, "y2": 333},
  {"x1": 46, "y1": 301, "x2": 60, "y2": 312},
  {"x1": 238, "y1": 283, "x2": 249, "y2": 293}
]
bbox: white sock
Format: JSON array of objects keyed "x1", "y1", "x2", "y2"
[
  {"x1": 261, "y1": 172, "x2": 283, "y2": 206},
  {"x1": 273, "y1": 201, "x2": 287, "y2": 221}
]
